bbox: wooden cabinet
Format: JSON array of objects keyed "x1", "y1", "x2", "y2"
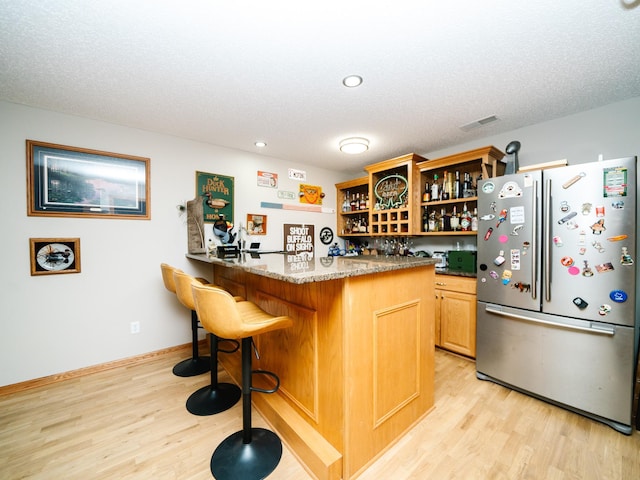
[
  {"x1": 336, "y1": 177, "x2": 370, "y2": 236},
  {"x1": 416, "y1": 146, "x2": 505, "y2": 236},
  {"x1": 434, "y1": 275, "x2": 477, "y2": 358},
  {"x1": 336, "y1": 146, "x2": 504, "y2": 238},
  {"x1": 364, "y1": 153, "x2": 426, "y2": 236}
]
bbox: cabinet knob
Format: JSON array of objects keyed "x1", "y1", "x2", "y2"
[{"x1": 435, "y1": 282, "x2": 446, "y2": 286}]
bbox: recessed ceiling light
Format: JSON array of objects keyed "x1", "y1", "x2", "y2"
[
  {"x1": 254, "y1": 141, "x2": 267, "y2": 147},
  {"x1": 342, "y1": 75, "x2": 363, "y2": 88},
  {"x1": 339, "y1": 137, "x2": 369, "y2": 154}
]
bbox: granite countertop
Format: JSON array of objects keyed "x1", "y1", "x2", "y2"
[
  {"x1": 186, "y1": 252, "x2": 438, "y2": 284},
  {"x1": 435, "y1": 268, "x2": 477, "y2": 278}
]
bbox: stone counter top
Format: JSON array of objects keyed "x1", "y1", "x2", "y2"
[{"x1": 186, "y1": 252, "x2": 438, "y2": 284}]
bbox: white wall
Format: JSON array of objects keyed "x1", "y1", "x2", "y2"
[
  {"x1": 2, "y1": 97, "x2": 639, "y2": 386},
  {"x1": 0, "y1": 101, "x2": 346, "y2": 386}
]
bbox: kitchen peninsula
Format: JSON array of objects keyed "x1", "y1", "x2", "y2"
[{"x1": 187, "y1": 252, "x2": 438, "y2": 480}]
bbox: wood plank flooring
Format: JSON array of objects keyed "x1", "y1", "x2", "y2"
[{"x1": 1, "y1": 347, "x2": 639, "y2": 479}]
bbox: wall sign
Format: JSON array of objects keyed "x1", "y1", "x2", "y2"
[
  {"x1": 283, "y1": 224, "x2": 314, "y2": 273},
  {"x1": 196, "y1": 171, "x2": 234, "y2": 224},
  {"x1": 374, "y1": 174, "x2": 408, "y2": 209}
]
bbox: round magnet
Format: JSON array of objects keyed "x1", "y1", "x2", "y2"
[
  {"x1": 561, "y1": 256, "x2": 574, "y2": 267},
  {"x1": 598, "y1": 304, "x2": 612, "y2": 316},
  {"x1": 499, "y1": 235, "x2": 508, "y2": 243},
  {"x1": 609, "y1": 290, "x2": 628, "y2": 303},
  {"x1": 568, "y1": 266, "x2": 580, "y2": 275},
  {"x1": 482, "y1": 182, "x2": 495, "y2": 194}
]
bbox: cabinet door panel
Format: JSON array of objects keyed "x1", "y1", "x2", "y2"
[{"x1": 440, "y1": 290, "x2": 476, "y2": 357}]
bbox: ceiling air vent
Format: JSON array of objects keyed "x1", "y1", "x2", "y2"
[{"x1": 459, "y1": 115, "x2": 499, "y2": 132}]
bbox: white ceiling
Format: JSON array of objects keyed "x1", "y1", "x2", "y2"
[{"x1": 2, "y1": 1, "x2": 639, "y2": 174}]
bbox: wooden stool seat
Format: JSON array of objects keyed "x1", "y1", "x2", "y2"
[
  {"x1": 173, "y1": 270, "x2": 242, "y2": 416},
  {"x1": 192, "y1": 283, "x2": 293, "y2": 480},
  {"x1": 160, "y1": 263, "x2": 210, "y2": 377}
]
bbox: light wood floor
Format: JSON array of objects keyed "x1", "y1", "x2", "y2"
[{"x1": 1, "y1": 347, "x2": 639, "y2": 480}]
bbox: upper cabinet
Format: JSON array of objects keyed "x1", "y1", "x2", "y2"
[
  {"x1": 416, "y1": 146, "x2": 505, "y2": 236},
  {"x1": 365, "y1": 153, "x2": 426, "y2": 236},
  {"x1": 335, "y1": 146, "x2": 505, "y2": 238},
  {"x1": 336, "y1": 176, "x2": 370, "y2": 236}
]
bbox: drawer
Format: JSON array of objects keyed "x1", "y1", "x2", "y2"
[{"x1": 434, "y1": 274, "x2": 476, "y2": 294}]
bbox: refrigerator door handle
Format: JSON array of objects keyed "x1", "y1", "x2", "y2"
[
  {"x1": 544, "y1": 178, "x2": 552, "y2": 302},
  {"x1": 531, "y1": 179, "x2": 538, "y2": 300},
  {"x1": 484, "y1": 306, "x2": 616, "y2": 336}
]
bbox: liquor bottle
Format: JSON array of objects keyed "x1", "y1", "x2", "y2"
[
  {"x1": 365, "y1": 193, "x2": 370, "y2": 210},
  {"x1": 461, "y1": 202, "x2": 472, "y2": 231},
  {"x1": 463, "y1": 172, "x2": 472, "y2": 197},
  {"x1": 454, "y1": 171, "x2": 461, "y2": 199},
  {"x1": 359, "y1": 193, "x2": 366, "y2": 210},
  {"x1": 441, "y1": 171, "x2": 449, "y2": 200},
  {"x1": 431, "y1": 174, "x2": 439, "y2": 201},
  {"x1": 422, "y1": 181, "x2": 430, "y2": 202},
  {"x1": 350, "y1": 193, "x2": 357, "y2": 211},
  {"x1": 429, "y1": 209, "x2": 439, "y2": 232},
  {"x1": 422, "y1": 209, "x2": 429, "y2": 232},
  {"x1": 342, "y1": 191, "x2": 350, "y2": 212},
  {"x1": 471, "y1": 207, "x2": 479, "y2": 232}
]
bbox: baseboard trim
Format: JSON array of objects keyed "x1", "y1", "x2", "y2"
[{"x1": 0, "y1": 341, "x2": 204, "y2": 396}]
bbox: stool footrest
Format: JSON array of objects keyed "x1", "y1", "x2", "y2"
[
  {"x1": 250, "y1": 369, "x2": 280, "y2": 394},
  {"x1": 218, "y1": 338, "x2": 240, "y2": 354}
]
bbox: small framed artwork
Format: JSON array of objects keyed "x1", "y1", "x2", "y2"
[
  {"x1": 246, "y1": 213, "x2": 267, "y2": 235},
  {"x1": 27, "y1": 140, "x2": 150, "y2": 219},
  {"x1": 30, "y1": 238, "x2": 81, "y2": 276}
]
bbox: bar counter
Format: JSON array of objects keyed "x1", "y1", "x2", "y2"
[{"x1": 187, "y1": 252, "x2": 438, "y2": 480}]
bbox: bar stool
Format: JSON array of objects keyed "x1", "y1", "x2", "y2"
[
  {"x1": 160, "y1": 263, "x2": 210, "y2": 377},
  {"x1": 192, "y1": 283, "x2": 293, "y2": 480},
  {"x1": 173, "y1": 270, "x2": 242, "y2": 416}
]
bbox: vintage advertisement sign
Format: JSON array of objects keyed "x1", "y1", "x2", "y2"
[
  {"x1": 283, "y1": 223, "x2": 314, "y2": 273},
  {"x1": 257, "y1": 170, "x2": 278, "y2": 188},
  {"x1": 196, "y1": 171, "x2": 234, "y2": 224}
]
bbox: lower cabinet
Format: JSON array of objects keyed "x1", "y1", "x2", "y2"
[{"x1": 434, "y1": 274, "x2": 477, "y2": 358}]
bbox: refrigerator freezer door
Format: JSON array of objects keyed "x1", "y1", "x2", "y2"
[
  {"x1": 477, "y1": 172, "x2": 542, "y2": 311},
  {"x1": 476, "y1": 302, "x2": 635, "y2": 433},
  {"x1": 544, "y1": 157, "x2": 636, "y2": 326}
]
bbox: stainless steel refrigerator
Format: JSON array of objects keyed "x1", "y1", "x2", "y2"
[{"x1": 476, "y1": 156, "x2": 638, "y2": 434}]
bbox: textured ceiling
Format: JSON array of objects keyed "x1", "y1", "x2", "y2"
[{"x1": 1, "y1": 0, "x2": 639, "y2": 174}]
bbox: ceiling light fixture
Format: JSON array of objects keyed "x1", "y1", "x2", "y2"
[
  {"x1": 342, "y1": 75, "x2": 363, "y2": 88},
  {"x1": 254, "y1": 141, "x2": 267, "y2": 147},
  {"x1": 339, "y1": 137, "x2": 369, "y2": 154}
]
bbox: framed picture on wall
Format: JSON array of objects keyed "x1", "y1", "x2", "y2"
[
  {"x1": 29, "y1": 238, "x2": 81, "y2": 275},
  {"x1": 246, "y1": 213, "x2": 267, "y2": 235},
  {"x1": 26, "y1": 140, "x2": 150, "y2": 219}
]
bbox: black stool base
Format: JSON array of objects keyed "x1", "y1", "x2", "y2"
[
  {"x1": 211, "y1": 428, "x2": 283, "y2": 480},
  {"x1": 186, "y1": 383, "x2": 241, "y2": 416},
  {"x1": 172, "y1": 356, "x2": 211, "y2": 377}
]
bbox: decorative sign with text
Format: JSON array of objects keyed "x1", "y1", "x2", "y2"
[
  {"x1": 283, "y1": 224, "x2": 314, "y2": 273},
  {"x1": 196, "y1": 171, "x2": 234, "y2": 224},
  {"x1": 257, "y1": 170, "x2": 278, "y2": 188}
]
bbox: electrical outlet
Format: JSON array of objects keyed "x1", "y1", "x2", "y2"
[{"x1": 130, "y1": 321, "x2": 140, "y2": 334}]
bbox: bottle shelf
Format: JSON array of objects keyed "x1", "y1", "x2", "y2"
[{"x1": 336, "y1": 146, "x2": 505, "y2": 239}]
